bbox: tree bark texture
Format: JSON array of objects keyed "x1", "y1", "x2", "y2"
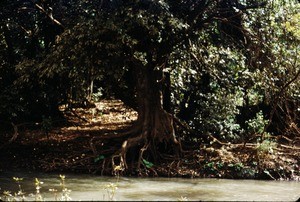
[{"x1": 119, "y1": 63, "x2": 181, "y2": 173}]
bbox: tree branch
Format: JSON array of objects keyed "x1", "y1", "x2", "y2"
[{"x1": 31, "y1": 1, "x2": 64, "y2": 28}]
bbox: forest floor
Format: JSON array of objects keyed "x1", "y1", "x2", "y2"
[{"x1": 0, "y1": 99, "x2": 299, "y2": 180}]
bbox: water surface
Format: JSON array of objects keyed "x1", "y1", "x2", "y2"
[{"x1": 1, "y1": 170, "x2": 299, "y2": 201}]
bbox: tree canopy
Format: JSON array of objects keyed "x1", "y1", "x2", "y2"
[{"x1": 0, "y1": 0, "x2": 299, "y2": 175}]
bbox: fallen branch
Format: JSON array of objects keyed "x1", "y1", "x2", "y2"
[
  {"x1": 0, "y1": 122, "x2": 19, "y2": 149},
  {"x1": 69, "y1": 109, "x2": 89, "y2": 123},
  {"x1": 278, "y1": 144, "x2": 300, "y2": 150},
  {"x1": 9, "y1": 122, "x2": 19, "y2": 143}
]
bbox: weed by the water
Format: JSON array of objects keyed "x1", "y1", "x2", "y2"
[
  {"x1": 177, "y1": 196, "x2": 188, "y2": 201},
  {"x1": 102, "y1": 163, "x2": 123, "y2": 201},
  {"x1": 0, "y1": 173, "x2": 122, "y2": 201},
  {"x1": 1, "y1": 177, "x2": 26, "y2": 201},
  {"x1": 0, "y1": 175, "x2": 72, "y2": 201},
  {"x1": 103, "y1": 182, "x2": 118, "y2": 201},
  {"x1": 34, "y1": 178, "x2": 44, "y2": 201}
]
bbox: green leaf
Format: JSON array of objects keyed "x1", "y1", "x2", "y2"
[
  {"x1": 142, "y1": 159, "x2": 154, "y2": 168},
  {"x1": 94, "y1": 155, "x2": 105, "y2": 163}
]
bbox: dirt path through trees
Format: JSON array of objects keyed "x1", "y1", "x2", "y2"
[
  {"x1": 0, "y1": 99, "x2": 299, "y2": 180},
  {"x1": 0, "y1": 100, "x2": 137, "y2": 173}
]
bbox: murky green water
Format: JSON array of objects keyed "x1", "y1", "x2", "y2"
[{"x1": 1, "y1": 170, "x2": 299, "y2": 201}]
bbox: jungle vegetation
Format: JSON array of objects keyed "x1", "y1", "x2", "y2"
[{"x1": 0, "y1": 0, "x2": 299, "y2": 178}]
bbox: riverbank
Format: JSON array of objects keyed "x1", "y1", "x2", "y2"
[
  {"x1": 1, "y1": 99, "x2": 299, "y2": 180},
  {"x1": 1, "y1": 170, "x2": 300, "y2": 201}
]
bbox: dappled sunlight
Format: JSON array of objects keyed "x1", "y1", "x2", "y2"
[
  {"x1": 62, "y1": 100, "x2": 136, "y2": 127},
  {"x1": 0, "y1": 0, "x2": 299, "y2": 182},
  {"x1": 0, "y1": 99, "x2": 138, "y2": 172}
]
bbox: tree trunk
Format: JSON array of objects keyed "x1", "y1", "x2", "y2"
[{"x1": 118, "y1": 63, "x2": 181, "y2": 174}]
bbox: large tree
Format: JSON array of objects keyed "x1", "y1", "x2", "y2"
[{"x1": 37, "y1": 0, "x2": 270, "y2": 173}]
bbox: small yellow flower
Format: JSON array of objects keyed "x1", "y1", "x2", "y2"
[
  {"x1": 13, "y1": 177, "x2": 23, "y2": 182},
  {"x1": 59, "y1": 174, "x2": 65, "y2": 180},
  {"x1": 3, "y1": 190, "x2": 12, "y2": 196},
  {"x1": 114, "y1": 165, "x2": 123, "y2": 171}
]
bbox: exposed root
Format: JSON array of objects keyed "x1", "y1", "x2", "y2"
[
  {"x1": 120, "y1": 132, "x2": 147, "y2": 170},
  {"x1": 137, "y1": 142, "x2": 149, "y2": 175},
  {"x1": 111, "y1": 154, "x2": 126, "y2": 175},
  {"x1": 111, "y1": 108, "x2": 185, "y2": 175},
  {"x1": 89, "y1": 137, "x2": 98, "y2": 156},
  {"x1": 2, "y1": 99, "x2": 298, "y2": 180}
]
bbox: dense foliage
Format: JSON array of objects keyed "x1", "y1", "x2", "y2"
[
  {"x1": 0, "y1": 0, "x2": 299, "y2": 144},
  {"x1": 175, "y1": 0, "x2": 300, "y2": 142}
]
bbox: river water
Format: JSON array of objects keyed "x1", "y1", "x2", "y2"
[{"x1": 1, "y1": 170, "x2": 299, "y2": 201}]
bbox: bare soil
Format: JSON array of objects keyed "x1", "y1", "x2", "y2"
[{"x1": 0, "y1": 99, "x2": 299, "y2": 180}]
